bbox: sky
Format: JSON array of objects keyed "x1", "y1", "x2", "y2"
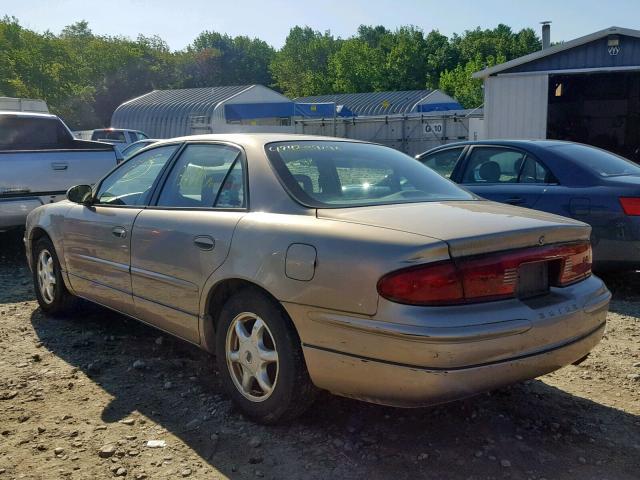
[{"x1": 2, "y1": 0, "x2": 639, "y2": 49}]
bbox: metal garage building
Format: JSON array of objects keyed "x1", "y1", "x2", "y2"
[
  {"x1": 474, "y1": 26, "x2": 640, "y2": 160},
  {"x1": 111, "y1": 85, "x2": 295, "y2": 138}
]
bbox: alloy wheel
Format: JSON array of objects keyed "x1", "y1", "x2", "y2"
[
  {"x1": 36, "y1": 249, "x2": 56, "y2": 304},
  {"x1": 225, "y1": 312, "x2": 279, "y2": 402}
]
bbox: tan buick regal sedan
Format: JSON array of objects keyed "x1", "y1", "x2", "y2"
[{"x1": 24, "y1": 134, "x2": 611, "y2": 424}]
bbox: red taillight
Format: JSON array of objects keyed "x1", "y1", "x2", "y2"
[
  {"x1": 377, "y1": 242, "x2": 592, "y2": 306},
  {"x1": 557, "y1": 242, "x2": 592, "y2": 286},
  {"x1": 619, "y1": 197, "x2": 640, "y2": 215},
  {"x1": 377, "y1": 261, "x2": 464, "y2": 306}
]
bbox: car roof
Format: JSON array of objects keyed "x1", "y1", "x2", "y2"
[
  {"x1": 150, "y1": 133, "x2": 370, "y2": 149},
  {"x1": 93, "y1": 128, "x2": 143, "y2": 133},
  {"x1": 423, "y1": 139, "x2": 579, "y2": 154},
  {"x1": 0, "y1": 111, "x2": 58, "y2": 119}
]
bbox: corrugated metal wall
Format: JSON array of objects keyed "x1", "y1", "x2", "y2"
[
  {"x1": 294, "y1": 89, "x2": 462, "y2": 116},
  {"x1": 294, "y1": 112, "x2": 479, "y2": 156},
  {"x1": 485, "y1": 74, "x2": 548, "y2": 139}
]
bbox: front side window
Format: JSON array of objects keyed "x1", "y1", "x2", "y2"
[
  {"x1": 157, "y1": 144, "x2": 244, "y2": 208},
  {"x1": 122, "y1": 141, "x2": 150, "y2": 159},
  {"x1": 96, "y1": 145, "x2": 178, "y2": 206},
  {"x1": 462, "y1": 147, "x2": 526, "y2": 184},
  {"x1": 265, "y1": 141, "x2": 473, "y2": 208},
  {"x1": 421, "y1": 147, "x2": 464, "y2": 178}
]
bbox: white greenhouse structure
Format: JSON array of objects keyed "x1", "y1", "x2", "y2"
[{"x1": 111, "y1": 85, "x2": 296, "y2": 138}]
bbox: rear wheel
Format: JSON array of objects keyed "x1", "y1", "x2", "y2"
[
  {"x1": 32, "y1": 237, "x2": 77, "y2": 316},
  {"x1": 215, "y1": 289, "x2": 317, "y2": 424}
]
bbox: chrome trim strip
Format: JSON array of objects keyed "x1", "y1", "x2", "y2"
[
  {"x1": 130, "y1": 266, "x2": 198, "y2": 290},
  {"x1": 75, "y1": 254, "x2": 130, "y2": 273}
]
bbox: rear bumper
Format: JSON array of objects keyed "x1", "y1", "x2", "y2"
[
  {"x1": 285, "y1": 275, "x2": 610, "y2": 407},
  {"x1": 302, "y1": 322, "x2": 605, "y2": 407},
  {"x1": 0, "y1": 197, "x2": 43, "y2": 230},
  {"x1": 0, "y1": 194, "x2": 64, "y2": 231}
]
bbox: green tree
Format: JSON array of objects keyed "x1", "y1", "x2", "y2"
[
  {"x1": 180, "y1": 31, "x2": 274, "y2": 87},
  {"x1": 270, "y1": 26, "x2": 339, "y2": 97},
  {"x1": 439, "y1": 54, "x2": 505, "y2": 108},
  {"x1": 328, "y1": 38, "x2": 385, "y2": 92},
  {"x1": 0, "y1": 17, "x2": 542, "y2": 128}
]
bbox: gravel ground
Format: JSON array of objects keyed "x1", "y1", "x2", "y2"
[{"x1": 0, "y1": 229, "x2": 638, "y2": 480}]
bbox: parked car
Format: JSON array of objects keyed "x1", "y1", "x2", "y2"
[
  {"x1": 417, "y1": 140, "x2": 640, "y2": 271},
  {"x1": 24, "y1": 134, "x2": 610, "y2": 424},
  {"x1": 0, "y1": 112, "x2": 121, "y2": 231},
  {"x1": 121, "y1": 138, "x2": 159, "y2": 159},
  {"x1": 91, "y1": 128, "x2": 149, "y2": 154}
]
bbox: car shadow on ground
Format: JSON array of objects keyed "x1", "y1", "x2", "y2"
[
  {"x1": 2, "y1": 231, "x2": 636, "y2": 479},
  {"x1": 598, "y1": 270, "x2": 640, "y2": 315},
  {"x1": 28, "y1": 302, "x2": 639, "y2": 480},
  {"x1": 0, "y1": 230, "x2": 34, "y2": 304}
]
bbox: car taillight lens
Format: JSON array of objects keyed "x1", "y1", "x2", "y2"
[
  {"x1": 377, "y1": 242, "x2": 592, "y2": 306},
  {"x1": 556, "y1": 242, "x2": 592, "y2": 286},
  {"x1": 619, "y1": 197, "x2": 640, "y2": 215},
  {"x1": 376, "y1": 261, "x2": 464, "y2": 306}
]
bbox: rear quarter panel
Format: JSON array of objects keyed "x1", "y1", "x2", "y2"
[{"x1": 199, "y1": 212, "x2": 451, "y2": 317}]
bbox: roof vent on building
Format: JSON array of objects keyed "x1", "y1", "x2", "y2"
[{"x1": 541, "y1": 21, "x2": 552, "y2": 49}]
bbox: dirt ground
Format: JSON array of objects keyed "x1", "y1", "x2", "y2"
[{"x1": 0, "y1": 229, "x2": 638, "y2": 480}]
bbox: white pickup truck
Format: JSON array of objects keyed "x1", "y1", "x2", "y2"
[{"x1": 0, "y1": 111, "x2": 120, "y2": 231}]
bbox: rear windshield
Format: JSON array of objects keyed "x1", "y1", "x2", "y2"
[
  {"x1": 0, "y1": 116, "x2": 73, "y2": 149},
  {"x1": 92, "y1": 130, "x2": 127, "y2": 142},
  {"x1": 552, "y1": 143, "x2": 640, "y2": 177},
  {"x1": 265, "y1": 141, "x2": 474, "y2": 208}
]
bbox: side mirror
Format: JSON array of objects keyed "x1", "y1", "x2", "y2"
[{"x1": 67, "y1": 184, "x2": 93, "y2": 205}]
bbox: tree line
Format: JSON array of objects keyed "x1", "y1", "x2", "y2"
[{"x1": 0, "y1": 17, "x2": 541, "y2": 129}]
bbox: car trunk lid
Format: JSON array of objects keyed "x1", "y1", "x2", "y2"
[{"x1": 317, "y1": 200, "x2": 591, "y2": 258}]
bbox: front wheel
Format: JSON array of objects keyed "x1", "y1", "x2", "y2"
[
  {"x1": 32, "y1": 237, "x2": 77, "y2": 316},
  {"x1": 215, "y1": 289, "x2": 317, "y2": 424}
]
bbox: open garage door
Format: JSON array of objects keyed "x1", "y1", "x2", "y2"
[{"x1": 547, "y1": 72, "x2": 640, "y2": 161}]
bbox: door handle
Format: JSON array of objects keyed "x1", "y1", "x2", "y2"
[
  {"x1": 51, "y1": 162, "x2": 68, "y2": 170},
  {"x1": 193, "y1": 235, "x2": 215, "y2": 250},
  {"x1": 506, "y1": 197, "x2": 525, "y2": 205},
  {"x1": 112, "y1": 226, "x2": 127, "y2": 238}
]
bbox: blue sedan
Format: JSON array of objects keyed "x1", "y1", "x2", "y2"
[{"x1": 417, "y1": 140, "x2": 640, "y2": 271}]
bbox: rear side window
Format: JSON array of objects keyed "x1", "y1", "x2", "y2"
[
  {"x1": 520, "y1": 157, "x2": 553, "y2": 184},
  {"x1": 265, "y1": 141, "x2": 473, "y2": 208},
  {"x1": 420, "y1": 147, "x2": 464, "y2": 178},
  {"x1": 157, "y1": 144, "x2": 244, "y2": 208},
  {"x1": 462, "y1": 147, "x2": 526, "y2": 184},
  {"x1": 551, "y1": 143, "x2": 640, "y2": 177},
  {"x1": 0, "y1": 116, "x2": 73, "y2": 149}
]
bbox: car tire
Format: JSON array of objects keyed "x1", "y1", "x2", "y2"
[
  {"x1": 32, "y1": 237, "x2": 77, "y2": 317},
  {"x1": 215, "y1": 288, "x2": 318, "y2": 424}
]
